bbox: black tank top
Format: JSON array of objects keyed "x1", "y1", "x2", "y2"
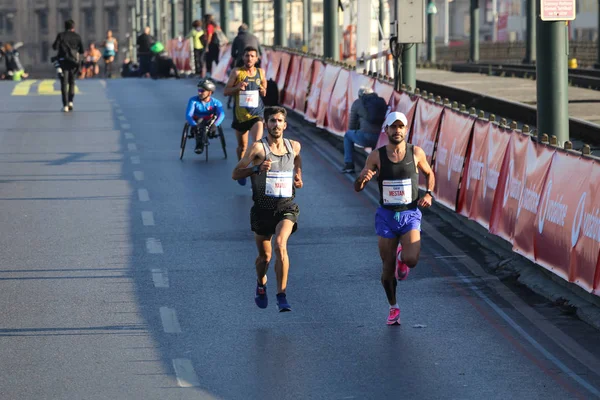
[{"x1": 377, "y1": 144, "x2": 419, "y2": 211}]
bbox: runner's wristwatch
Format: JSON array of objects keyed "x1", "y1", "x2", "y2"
[{"x1": 425, "y1": 190, "x2": 434, "y2": 199}]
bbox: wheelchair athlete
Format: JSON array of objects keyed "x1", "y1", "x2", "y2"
[{"x1": 186, "y1": 78, "x2": 225, "y2": 154}]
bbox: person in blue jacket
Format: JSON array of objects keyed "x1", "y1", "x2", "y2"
[{"x1": 186, "y1": 78, "x2": 225, "y2": 154}]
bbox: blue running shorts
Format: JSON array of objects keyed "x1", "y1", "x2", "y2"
[{"x1": 375, "y1": 206, "x2": 422, "y2": 238}]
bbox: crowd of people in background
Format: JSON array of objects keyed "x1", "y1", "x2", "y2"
[{"x1": 1, "y1": 12, "x2": 266, "y2": 86}]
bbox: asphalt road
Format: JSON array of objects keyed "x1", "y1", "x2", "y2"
[{"x1": 1, "y1": 77, "x2": 600, "y2": 400}]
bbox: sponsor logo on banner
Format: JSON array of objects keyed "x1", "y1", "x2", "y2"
[
  {"x1": 572, "y1": 191, "x2": 600, "y2": 247},
  {"x1": 484, "y1": 136, "x2": 502, "y2": 200},
  {"x1": 466, "y1": 154, "x2": 484, "y2": 191},
  {"x1": 537, "y1": 179, "x2": 569, "y2": 234},
  {"x1": 502, "y1": 159, "x2": 523, "y2": 208},
  {"x1": 517, "y1": 182, "x2": 541, "y2": 219}
]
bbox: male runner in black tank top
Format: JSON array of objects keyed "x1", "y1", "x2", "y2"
[
  {"x1": 232, "y1": 106, "x2": 303, "y2": 312},
  {"x1": 354, "y1": 112, "x2": 436, "y2": 325}
]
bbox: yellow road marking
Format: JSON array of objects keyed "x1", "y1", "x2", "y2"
[
  {"x1": 11, "y1": 80, "x2": 37, "y2": 96},
  {"x1": 38, "y1": 80, "x2": 80, "y2": 95}
]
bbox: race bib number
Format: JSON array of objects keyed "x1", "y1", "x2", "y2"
[
  {"x1": 240, "y1": 90, "x2": 259, "y2": 108},
  {"x1": 382, "y1": 179, "x2": 412, "y2": 205},
  {"x1": 265, "y1": 171, "x2": 293, "y2": 198}
]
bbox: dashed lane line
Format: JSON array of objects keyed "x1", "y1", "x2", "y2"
[
  {"x1": 151, "y1": 269, "x2": 169, "y2": 288},
  {"x1": 160, "y1": 307, "x2": 182, "y2": 333},
  {"x1": 172, "y1": 359, "x2": 200, "y2": 387},
  {"x1": 141, "y1": 211, "x2": 155, "y2": 226},
  {"x1": 138, "y1": 189, "x2": 150, "y2": 202}
]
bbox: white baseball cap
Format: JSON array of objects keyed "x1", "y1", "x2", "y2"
[{"x1": 384, "y1": 111, "x2": 408, "y2": 128}]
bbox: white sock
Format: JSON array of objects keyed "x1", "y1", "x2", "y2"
[{"x1": 390, "y1": 304, "x2": 399, "y2": 309}]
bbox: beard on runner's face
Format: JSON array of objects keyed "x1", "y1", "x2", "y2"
[
  {"x1": 387, "y1": 123, "x2": 406, "y2": 144},
  {"x1": 267, "y1": 118, "x2": 285, "y2": 137}
]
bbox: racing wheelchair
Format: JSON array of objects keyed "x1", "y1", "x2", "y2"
[{"x1": 179, "y1": 114, "x2": 227, "y2": 161}]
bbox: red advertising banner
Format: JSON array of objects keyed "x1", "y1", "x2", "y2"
[
  {"x1": 276, "y1": 52, "x2": 292, "y2": 97},
  {"x1": 304, "y1": 61, "x2": 326, "y2": 123},
  {"x1": 409, "y1": 99, "x2": 444, "y2": 190},
  {"x1": 293, "y1": 57, "x2": 314, "y2": 115},
  {"x1": 211, "y1": 47, "x2": 231, "y2": 83},
  {"x1": 534, "y1": 152, "x2": 595, "y2": 282},
  {"x1": 375, "y1": 91, "x2": 419, "y2": 149},
  {"x1": 347, "y1": 72, "x2": 375, "y2": 107},
  {"x1": 512, "y1": 141, "x2": 556, "y2": 262},
  {"x1": 266, "y1": 51, "x2": 281, "y2": 81},
  {"x1": 374, "y1": 80, "x2": 395, "y2": 104},
  {"x1": 262, "y1": 49, "x2": 270, "y2": 74},
  {"x1": 489, "y1": 132, "x2": 531, "y2": 243},
  {"x1": 573, "y1": 160, "x2": 600, "y2": 294},
  {"x1": 282, "y1": 55, "x2": 302, "y2": 109},
  {"x1": 167, "y1": 39, "x2": 192, "y2": 72},
  {"x1": 458, "y1": 120, "x2": 488, "y2": 217},
  {"x1": 467, "y1": 124, "x2": 512, "y2": 230},
  {"x1": 432, "y1": 109, "x2": 475, "y2": 211},
  {"x1": 327, "y1": 68, "x2": 351, "y2": 136},
  {"x1": 315, "y1": 65, "x2": 342, "y2": 129}
]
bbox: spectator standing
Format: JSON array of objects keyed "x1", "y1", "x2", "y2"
[
  {"x1": 201, "y1": 14, "x2": 224, "y2": 77},
  {"x1": 187, "y1": 20, "x2": 204, "y2": 76},
  {"x1": 52, "y1": 20, "x2": 84, "y2": 112},
  {"x1": 341, "y1": 87, "x2": 388, "y2": 173},
  {"x1": 137, "y1": 26, "x2": 154, "y2": 78},
  {"x1": 230, "y1": 23, "x2": 261, "y2": 68}
]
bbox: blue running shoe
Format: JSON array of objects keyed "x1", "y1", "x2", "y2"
[
  {"x1": 255, "y1": 283, "x2": 268, "y2": 309},
  {"x1": 237, "y1": 177, "x2": 247, "y2": 186},
  {"x1": 276, "y1": 293, "x2": 291, "y2": 312}
]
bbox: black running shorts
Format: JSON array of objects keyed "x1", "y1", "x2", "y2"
[
  {"x1": 250, "y1": 203, "x2": 299, "y2": 237},
  {"x1": 232, "y1": 116, "x2": 262, "y2": 133}
]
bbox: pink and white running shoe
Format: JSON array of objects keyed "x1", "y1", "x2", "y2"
[
  {"x1": 387, "y1": 307, "x2": 401, "y2": 325},
  {"x1": 395, "y1": 246, "x2": 410, "y2": 281}
]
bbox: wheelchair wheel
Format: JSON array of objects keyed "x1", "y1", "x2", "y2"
[
  {"x1": 219, "y1": 127, "x2": 227, "y2": 159},
  {"x1": 203, "y1": 130, "x2": 209, "y2": 162},
  {"x1": 180, "y1": 123, "x2": 189, "y2": 160}
]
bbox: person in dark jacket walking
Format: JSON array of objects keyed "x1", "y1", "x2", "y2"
[
  {"x1": 137, "y1": 26, "x2": 154, "y2": 78},
  {"x1": 230, "y1": 24, "x2": 261, "y2": 68},
  {"x1": 52, "y1": 19, "x2": 84, "y2": 112}
]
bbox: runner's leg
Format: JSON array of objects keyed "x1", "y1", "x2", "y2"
[
  {"x1": 249, "y1": 119, "x2": 264, "y2": 144},
  {"x1": 273, "y1": 219, "x2": 295, "y2": 294},
  {"x1": 378, "y1": 236, "x2": 400, "y2": 306},
  {"x1": 235, "y1": 130, "x2": 249, "y2": 161},
  {"x1": 254, "y1": 234, "x2": 272, "y2": 285},
  {"x1": 399, "y1": 229, "x2": 421, "y2": 268}
]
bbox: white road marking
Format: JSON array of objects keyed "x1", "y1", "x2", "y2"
[
  {"x1": 138, "y1": 189, "x2": 149, "y2": 201},
  {"x1": 172, "y1": 359, "x2": 200, "y2": 387},
  {"x1": 128, "y1": 143, "x2": 137, "y2": 152},
  {"x1": 122, "y1": 123, "x2": 131, "y2": 129},
  {"x1": 146, "y1": 238, "x2": 163, "y2": 254},
  {"x1": 142, "y1": 211, "x2": 155, "y2": 226},
  {"x1": 125, "y1": 132, "x2": 134, "y2": 139},
  {"x1": 131, "y1": 156, "x2": 140, "y2": 164},
  {"x1": 160, "y1": 307, "x2": 182, "y2": 333},
  {"x1": 151, "y1": 268, "x2": 169, "y2": 288},
  {"x1": 118, "y1": 115, "x2": 126, "y2": 121},
  {"x1": 134, "y1": 171, "x2": 144, "y2": 181}
]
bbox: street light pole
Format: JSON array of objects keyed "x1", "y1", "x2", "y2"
[{"x1": 427, "y1": 1, "x2": 437, "y2": 62}]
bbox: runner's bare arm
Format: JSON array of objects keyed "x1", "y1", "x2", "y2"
[
  {"x1": 354, "y1": 150, "x2": 379, "y2": 192},
  {"x1": 223, "y1": 69, "x2": 242, "y2": 96},
  {"x1": 292, "y1": 141, "x2": 303, "y2": 189},
  {"x1": 232, "y1": 142, "x2": 265, "y2": 180},
  {"x1": 259, "y1": 68, "x2": 267, "y2": 97},
  {"x1": 414, "y1": 146, "x2": 435, "y2": 207}
]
